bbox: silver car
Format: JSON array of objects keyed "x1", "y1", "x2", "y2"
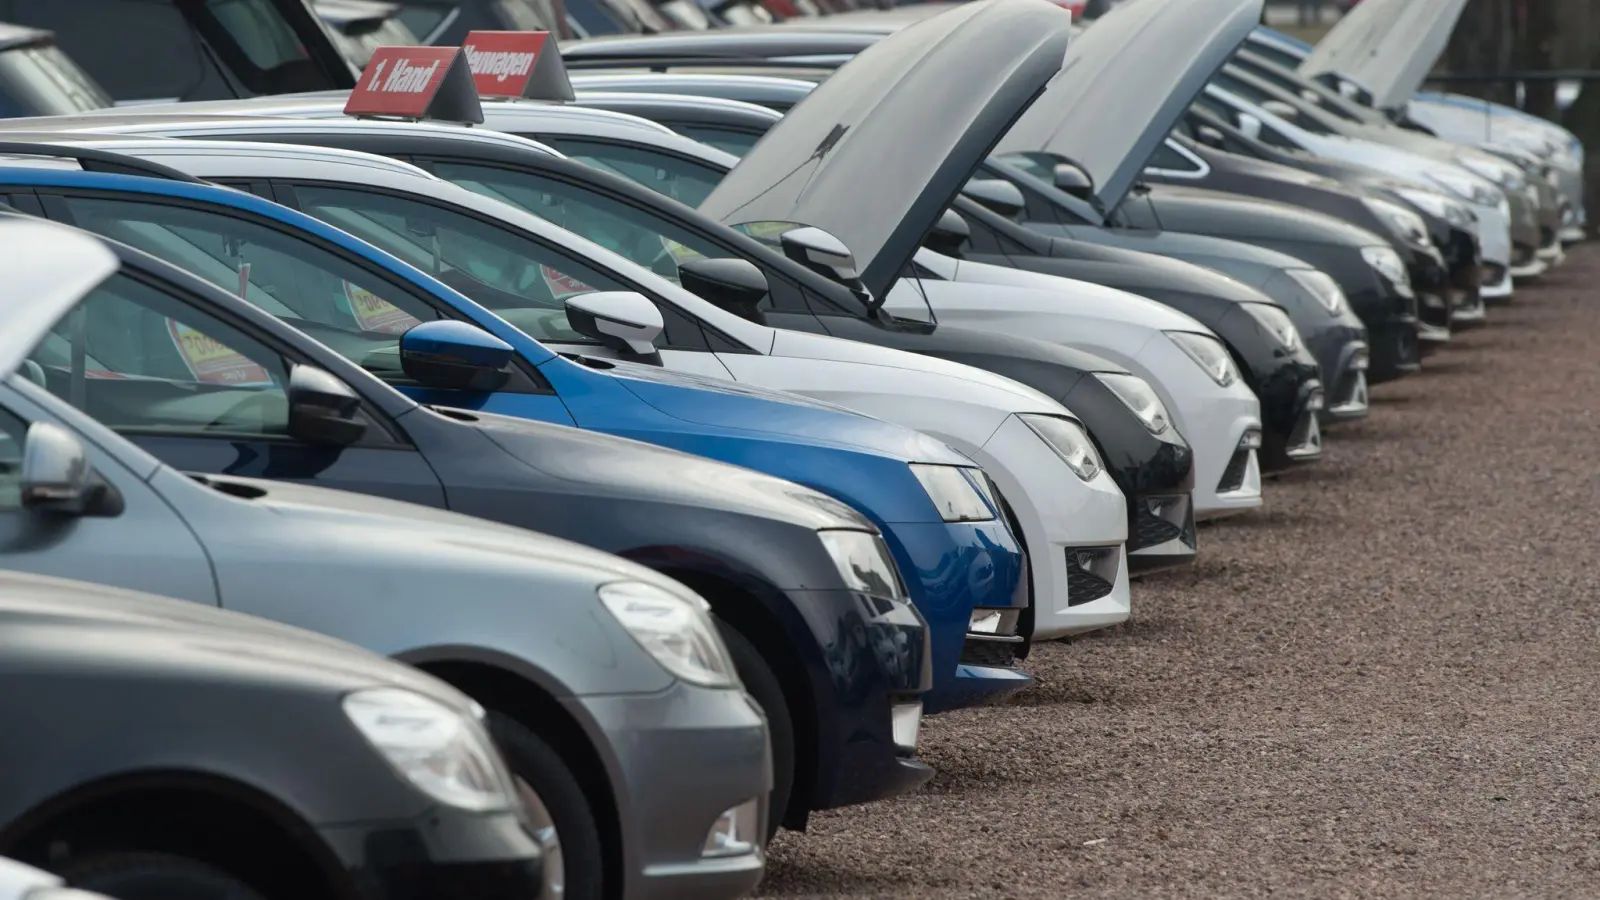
[{"x1": 0, "y1": 217, "x2": 772, "y2": 900}]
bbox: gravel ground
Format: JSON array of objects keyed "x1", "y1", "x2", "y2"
[{"x1": 759, "y1": 246, "x2": 1600, "y2": 899}]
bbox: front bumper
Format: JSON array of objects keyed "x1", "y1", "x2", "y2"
[
  {"x1": 1509, "y1": 191, "x2": 1544, "y2": 279},
  {"x1": 1349, "y1": 281, "x2": 1421, "y2": 384},
  {"x1": 574, "y1": 683, "x2": 770, "y2": 900},
  {"x1": 1133, "y1": 337, "x2": 1262, "y2": 521},
  {"x1": 977, "y1": 413, "x2": 1133, "y2": 642},
  {"x1": 886, "y1": 519, "x2": 1029, "y2": 713},
  {"x1": 320, "y1": 808, "x2": 546, "y2": 900},
  {"x1": 1473, "y1": 200, "x2": 1514, "y2": 301}
]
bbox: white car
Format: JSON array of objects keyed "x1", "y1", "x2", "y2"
[
  {"x1": 0, "y1": 126, "x2": 1134, "y2": 642},
  {"x1": 0, "y1": 857, "x2": 114, "y2": 900},
  {"x1": 1194, "y1": 83, "x2": 1520, "y2": 298}
]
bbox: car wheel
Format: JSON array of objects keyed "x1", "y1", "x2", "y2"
[
  {"x1": 715, "y1": 619, "x2": 795, "y2": 841},
  {"x1": 60, "y1": 852, "x2": 267, "y2": 900},
  {"x1": 486, "y1": 711, "x2": 604, "y2": 900}
]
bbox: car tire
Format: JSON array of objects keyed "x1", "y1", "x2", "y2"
[
  {"x1": 486, "y1": 711, "x2": 604, "y2": 900},
  {"x1": 60, "y1": 852, "x2": 268, "y2": 900},
  {"x1": 715, "y1": 619, "x2": 795, "y2": 842}
]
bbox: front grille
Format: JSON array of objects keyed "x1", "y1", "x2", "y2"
[
  {"x1": 1135, "y1": 509, "x2": 1183, "y2": 548},
  {"x1": 959, "y1": 638, "x2": 1018, "y2": 668},
  {"x1": 1064, "y1": 549, "x2": 1116, "y2": 607},
  {"x1": 1217, "y1": 447, "x2": 1250, "y2": 493}
]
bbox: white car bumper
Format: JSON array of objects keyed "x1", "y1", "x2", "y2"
[
  {"x1": 1134, "y1": 336, "x2": 1263, "y2": 521},
  {"x1": 979, "y1": 415, "x2": 1130, "y2": 641}
]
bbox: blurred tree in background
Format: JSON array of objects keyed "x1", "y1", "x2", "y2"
[{"x1": 1444, "y1": 0, "x2": 1600, "y2": 232}]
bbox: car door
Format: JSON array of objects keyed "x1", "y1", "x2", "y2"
[
  {"x1": 23, "y1": 191, "x2": 453, "y2": 507},
  {"x1": 271, "y1": 176, "x2": 745, "y2": 379},
  {"x1": 0, "y1": 379, "x2": 217, "y2": 605}
]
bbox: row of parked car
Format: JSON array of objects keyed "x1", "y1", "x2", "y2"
[{"x1": 0, "y1": 0, "x2": 1583, "y2": 899}]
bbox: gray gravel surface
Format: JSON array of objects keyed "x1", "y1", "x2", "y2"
[{"x1": 759, "y1": 248, "x2": 1600, "y2": 899}]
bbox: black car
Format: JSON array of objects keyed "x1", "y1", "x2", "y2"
[
  {"x1": 0, "y1": 570, "x2": 544, "y2": 900},
  {"x1": 2, "y1": 179, "x2": 932, "y2": 836},
  {"x1": 116, "y1": 115, "x2": 1197, "y2": 575},
  {"x1": 1173, "y1": 109, "x2": 1486, "y2": 326},
  {"x1": 0, "y1": 0, "x2": 355, "y2": 103}
]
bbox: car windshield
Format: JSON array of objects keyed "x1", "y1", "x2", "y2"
[
  {"x1": 0, "y1": 43, "x2": 111, "y2": 115},
  {"x1": 393, "y1": 2, "x2": 458, "y2": 41},
  {"x1": 324, "y1": 12, "x2": 422, "y2": 69}
]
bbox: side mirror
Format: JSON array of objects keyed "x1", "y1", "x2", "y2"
[
  {"x1": 1052, "y1": 161, "x2": 1094, "y2": 199},
  {"x1": 923, "y1": 208, "x2": 970, "y2": 257},
  {"x1": 678, "y1": 257, "x2": 770, "y2": 323},
  {"x1": 20, "y1": 422, "x2": 121, "y2": 517},
  {"x1": 399, "y1": 321, "x2": 515, "y2": 392},
  {"x1": 1196, "y1": 124, "x2": 1228, "y2": 149},
  {"x1": 1261, "y1": 99, "x2": 1298, "y2": 120},
  {"x1": 287, "y1": 365, "x2": 368, "y2": 446},
  {"x1": 1237, "y1": 112, "x2": 1263, "y2": 140},
  {"x1": 565, "y1": 291, "x2": 664, "y2": 358},
  {"x1": 778, "y1": 226, "x2": 859, "y2": 282},
  {"x1": 960, "y1": 178, "x2": 1026, "y2": 220},
  {"x1": 1300, "y1": 88, "x2": 1322, "y2": 105}
]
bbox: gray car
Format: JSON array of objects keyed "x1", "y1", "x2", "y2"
[{"x1": 0, "y1": 217, "x2": 772, "y2": 900}]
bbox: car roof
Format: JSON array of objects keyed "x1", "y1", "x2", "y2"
[{"x1": 0, "y1": 135, "x2": 441, "y2": 183}]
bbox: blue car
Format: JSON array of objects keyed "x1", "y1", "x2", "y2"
[{"x1": 0, "y1": 162, "x2": 1029, "y2": 712}]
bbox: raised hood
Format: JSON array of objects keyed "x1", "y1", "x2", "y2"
[
  {"x1": 698, "y1": 0, "x2": 1072, "y2": 298},
  {"x1": 1298, "y1": 0, "x2": 1468, "y2": 110},
  {"x1": 993, "y1": 0, "x2": 1263, "y2": 212},
  {"x1": 1, "y1": 219, "x2": 119, "y2": 377}
]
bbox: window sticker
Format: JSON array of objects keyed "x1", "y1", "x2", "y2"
[
  {"x1": 166, "y1": 321, "x2": 274, "y2": 385},
  {"x1": 662, "y1": 238, "x2": 706, "y2": 264},
  {"x1": 343, "y1": 282, "x2": 421, "y2": 334},
  {"x1": 540, "y1": 265, "x2": 593, "y2": 299}
]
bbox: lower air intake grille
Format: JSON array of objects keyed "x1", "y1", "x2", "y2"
[
  {"x1": 1065, "y1": 548, "x2": 1117, "y2": 607},
  {"x1": 959, "y1": 638, "x2": 1018, "y2": 668},
  {"x1": 1217, "y1": 448, "x2": 1250, "y2": 493}
]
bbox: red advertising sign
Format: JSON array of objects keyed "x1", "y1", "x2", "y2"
[
  {"x1": 540, "y1": 265, "x2": 593, "y2": 300},
  {"x1": 166, "y1": 321, "x2": 274, "y2": 386},
  {"x1": 343, "y1": 45, "x2": 485, "y2": 123},
  {"x1": 463, "y1": 30, "x2": 548, "y2": 98},
  {"x1": 462, "y1": 30, "x2": 575, "y2": 102}
]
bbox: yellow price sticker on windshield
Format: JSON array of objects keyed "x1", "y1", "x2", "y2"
[
  {"x1": 167, "y1": 321, "x2": 273, "y2": 386},
  {"x1": 344, "y1": 282, "x2": 421, "y2": 335}
]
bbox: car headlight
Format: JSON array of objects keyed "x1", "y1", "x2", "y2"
[
  {"x1": 1285, "y1": 267, "x2": 1346, "y2": 314},
  {"x1": 599, "y1": 581, "x2": 738, "y2": 688},
  {"x1": 343, "y1": 688, "x2": 519, "y2": 812},
  {"x1": 819, "y1": 528, "x2": 909, "y2": 600},
  {"x1": 1457, "y1": 154, "x2": 1526, "y2": 192},
  {"x1": 1427, "y1": 168, "x2": 1502, "y2": 208},
  {"x1": 1391, "y1": 187, "x2": 1476, "y2": 230},
  {"x1": 1362, "y1": 196, "x2": 1431, "y2": 249},
  {"x1": 1019, "y1": 414, "x2": 1102, "y2": 481},
  {"x1": 1360, "y1": 245, "x2": 1413, "y2": 297},
  {"x1": 908, "y1": 463, "x2": 997, "y2": 523},
  {"x1": 1239, "y1": 302, "x2": 1302, "y2": 351},
  {"x1": 1094, "y1": 372, "x2": 1172, "y2": 436},
  {"x1": 1165, "y1": 330, "x2": 1240, "y2": 387}
]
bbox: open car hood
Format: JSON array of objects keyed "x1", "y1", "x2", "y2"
[
  {"x1": 0, "y1": 217, "x2": 119, "y2": 377},
  {"x1": 698, "y1": 0, "x2": 1071, "y2": 298},
  {"x1": 1298, "y1": 0, "x2": 1468, "y2": 110},
  {"x1": 993, "y1": 0, "x2": 1262, "y2": 212}
]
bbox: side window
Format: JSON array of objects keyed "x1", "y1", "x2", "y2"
[
  {"x1": 0, "y1": 405, "x2": 25, "y2": 511},
  {"x1": 290, "y1": 184, "x2": 631, "y2": 345},
  {"x1": 1146, "y1": 141, "x2": 1200, "y2": 174},
  {"x1": 430, "y1": 161, "x2": 734, "y2": 286},
  {"x1": 670, "y1": 124, "x2": 765, "y2": 158},
  {"x1": 535, "y1": 137, "x2": 725, "y2": 208},
  {"x1": 26, "y1": 272, "x2": 293, "y2": 438},
  {"x1": 54, "y1": 194, "x2": 442, "y2": 382}
]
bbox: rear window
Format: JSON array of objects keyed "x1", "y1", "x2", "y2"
[
  {"x1": 0, "y1": 0, "x2": 351, "y2": 101},
  {"x1": 0, "y1": 43, "x2": 112, "y2": 116}
]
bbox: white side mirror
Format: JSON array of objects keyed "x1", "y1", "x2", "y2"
[{"x1": 565, "y1": 291, "x2": 664, "y2": 356}]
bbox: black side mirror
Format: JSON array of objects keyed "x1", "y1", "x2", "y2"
[
  {"x1": 287, "y1": 365, "x2": 368, "y2": 446},
  {"x1": 678, "y1": 257, "x2": 770, "y2": 323},
  {"x1": 923, "y1": 208, "x2": 970, "y2": 257},
  {"x1": 399, "y1": 321, "x2": 515, "y2": 393},
  {"x1": 20, "y1": 422, "x2": 122, "y2": 517},
  {"x1": 1196, "y1": 124, "x2": 1228, "y2": 149},
  {"x1": 960, "y1": 178, "x2": 1026, "y2": 221},
  {"x1": 1052, "y1": 161, "x2": 1094, "y2": 199}
]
